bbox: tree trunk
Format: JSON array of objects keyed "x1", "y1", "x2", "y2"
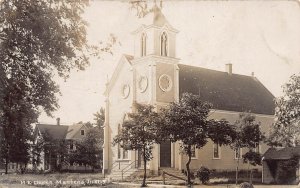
[
  {"x1": 186, "y1": 146, "x2": 192, "y2": 186},
  {"x1": 142, "y1": 146, "x2": 147, "y2": 187},
  {"x1": 250, "y1": 168, "x2": 253, "y2": 184},
  {"x1": 5, "y1": 157, "x2": 8, "y2": 174},
  {"x1": 247, "y1": 162, "x2": 250, "y2": 181},
  {"x1": 235, "y1": 157, "x2": 240, "y2": 186}
]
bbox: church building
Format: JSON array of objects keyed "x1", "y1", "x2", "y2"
[{"x1": 103, "y1": 5, "x2": 275, "y2": 175}]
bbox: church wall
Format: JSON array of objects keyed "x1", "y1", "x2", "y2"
[
  {"x1": 156, "y1": 62, "x2": 175, "y2": 103},
  {"x1": 107, "y1": 60, "x2": 134, "y2": 169},
  {"x1": 180, "y1": 110, "x2": 274, "y2": 171},
  {"x1": 134, "y1": 62, "x2": 151, "y2": 103}
]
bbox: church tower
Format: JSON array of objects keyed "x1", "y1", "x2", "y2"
[
  {"x1": 131, "y1": 5, "x2": 181, "y2": 171},
  {"x1": 103, "y1": 4, "x2": 181, "y2": 175},
  {"x1": 132, "y1": 5, "x2": 178, "y2": 59},
  {"x1": 131, "y1": 5, "x2": 180, "y2": 107}
]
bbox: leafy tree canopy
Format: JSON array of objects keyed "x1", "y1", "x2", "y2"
[
  {"x1": 268, "y1": 74, "x2": 300, "y2": 147},
  {"x1": 0, "y1": 0, "x2": 115, "y2": 171},
  {"x1": 113, "y1": 103, "x2": 162, "y2": 187},
  {"x1": 162, "y1": 93, "x2": 236, "y2": 185}
]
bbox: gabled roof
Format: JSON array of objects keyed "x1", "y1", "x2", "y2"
[
  {"x1": 66, "y1": 123, "x2": 85, "y2": 139},
  {"x1": 178, "y1": 64, "x2": 275, "y2": 115},
  {"x1": 35, "y1": 124, "x2": 69, "y2": 140},
  {"x1": 263, "y1": 147, "x2": 300, "y2": 160},
  {"x1": 104, "y1": 54, "x2": 134, "y2": 96}
]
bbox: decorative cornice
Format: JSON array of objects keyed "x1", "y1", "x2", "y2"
[
  {"x1": 131, "y1": 23, "x2": 179, "y2": 35},
  {"x1": 132, "y1": 54, "x2": 180, "y2": 65}
]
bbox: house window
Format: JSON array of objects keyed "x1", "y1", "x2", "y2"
[
  {"x1": 254, "y1": 143, "x2": 260, "y2": 153},
  {"x1": 70, "y1": 141, "x2": 74, "y2": 150},
  {"x1": 123, "y1": 149, "x2": 128, "y2": 159},
  {"x1": 191, "y1": 145, "x2": 197, "y2": 158},
  {"x1": 80, "y1": 130, "x2": 85, "y2": 136},
  {"x1": 213, "y1": 142, "x2": 221, "y2": 159},
  {"x1": 160, "y1": 32, "x2": 168, "y2": 56},
  {"x1": 117, "y1": 123, "x2": 129, "y2": 160},
  {"x1": 141, "y1": 33, "x2": 147, "y2": 57},
  {"x1": 235, "y1": 148, "x2": 242, "y2": 159}
]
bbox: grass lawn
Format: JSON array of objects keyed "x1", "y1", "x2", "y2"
[{"x1": 0, "y1": 173, "x2": 106, "y2": 187}]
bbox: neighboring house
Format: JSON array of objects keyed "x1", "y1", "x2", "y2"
[
  {"x1": 103, "y1": 5, "x2": 275, "y2": 174},
  {"x1": 262, "y1": 147, "x2": 300, "y2": 184},
  {"x1": 32, "y1": 119, "x2": 93, "y2": 171}
]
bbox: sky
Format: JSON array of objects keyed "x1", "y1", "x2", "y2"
[{"x1": 38, "y1": 0, "x2": 300, "y2": 125}]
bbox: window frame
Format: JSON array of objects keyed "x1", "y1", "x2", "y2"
[
  {"x1": 234, "y1": 148, "x2": 242, "y2": 159},
  {"x1": 80, "y1": 129, "x2": 85, "y2": 136},
  {"x1": 213, "y1": 142, "x2": 221, "y2": 159},
  {"x1": 160, "y1": 31, "x2": 168, "y2": 56},
  {"x1": 191, "y1": 145, "x2": 198, "y2": 159},
  {"x1": 117, "y1": 123, "x2": 130, "y2": 160}
]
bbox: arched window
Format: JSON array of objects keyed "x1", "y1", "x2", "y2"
[
  {"x1": 141, "y1": 33, "x2": 147, "y2": 57},
  {"x1": 160, "y1": 32, "x2": 168, "y2": 56}
]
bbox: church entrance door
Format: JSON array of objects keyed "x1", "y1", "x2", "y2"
[{"x1": 160, "y1": 140, "x2": 171, "y2": 167}]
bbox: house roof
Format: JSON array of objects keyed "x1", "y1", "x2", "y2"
[
  {"x1": 65, "y1": 123, "x2": 85, "y2": 139},
  {"x1": 36, "y1": 124, "x2": 69, "y2": 140},
  {"x1": 178, "y1": 64, "x2": 275, "y2": 115},
  {"x1": 263, "y1": 147, "x2": 300, "y2": 160}
]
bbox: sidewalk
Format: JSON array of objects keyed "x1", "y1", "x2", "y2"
[{"x1": 109, "y1": 182, "x2": 300, "y2": 188}]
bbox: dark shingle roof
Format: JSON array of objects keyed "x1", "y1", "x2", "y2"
[
  {"x1": 263, "y1": 147, "x2": 300, "y2": 160},
  {"x1": 178, "y1": 64, "x2": 275, "y2": 115},
  {"x1": 36, "y1": 124, "x2": 69, "y2": 140}
]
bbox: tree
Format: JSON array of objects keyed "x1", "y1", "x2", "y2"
[
  {"x1": 93, "y1": 108, "x2": 105, "y2": 147},
  {"x1": 94, "y1": 107, "x2": 105, "y2": 128},
  {"x1": 0, "y1": 0, "x2": 115, "y2": 173},
  {"x1": 113, "y1": 103, "x2": 162, "y2": 187},
  {"x1": 39, "y1": 131, "x2": 69, "y2": 172},
  {"x1": 242, "y1": 151, "x2": 262, "y2": 183},
  {"x1": 71, "y1": 126, "x2": 103, "y2": 171},
  {"x1": 268, "y1": 74, "x2": 300, "y2": 147},
  {"x1": 230, "y1": 113, "x2": 264, "y2": 186},
  {"x1": 162, "y1": 93, "x2": 236, "y2": 186}
]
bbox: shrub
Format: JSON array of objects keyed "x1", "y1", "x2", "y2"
[
  {"x1": 239, "y1": 182, "x2": 254, "y2": 188},
  {"x1": 276, "y1": 155, "x2": 299, "y2": 184},
  {"x1": 196, "y1": 166, "x2": 210, "y2": 184}
]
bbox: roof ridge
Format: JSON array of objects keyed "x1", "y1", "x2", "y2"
[{"x1": 178, "y1": 63, "x2": 255, "y2": 79}]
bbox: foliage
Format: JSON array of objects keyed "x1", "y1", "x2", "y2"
[
  {"x1": 268, "y1": 74, "x2": 300, "y2": 147},
  {"x1": 0, "y1": 0, "x2": 115, "y2": 173},
  {"x1": 32, "y1": 130, "x2": 69, "y2": 172},
  {"x1": 161, "y1": 93, "x2": 235, "y2": 185},
  {"x1": 129, "y1": 0, "x2": 163, "y2": 18},
  {"x1": 113, "y1": 103, "x2": 162, "y2": 187},
  {"x1": 239, "y1": 182, "x2": 254, "y2": 188},
  {"x1": 70, "y1": 126, "x2": 103, "y2": 171},
  {"x1": 196, "y1": 166, "x2": 210, "y2": 184},
  {"x1": 242, "y1": 151, "x2": 262, "y2": 166},
  {"x1": 94, "y1": 107, "x2": 105, "y2": 128},
  {"x1": 230, "y1": 112, "x2": 264, "y2": 186},
  {"x1": 93, "y1": 108, "x2": 105, "y2": 143},
  {"x1": 276, "y1": 155, "x2": 299, "y2": 184}
]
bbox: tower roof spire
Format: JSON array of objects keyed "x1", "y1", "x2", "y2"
[{"x1": 151, "y1": 3, "x2": 168, "y2": 27}]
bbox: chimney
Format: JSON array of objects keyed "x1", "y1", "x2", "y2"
[
  {"x1": 56, "y1": 118, "x2": 60, "y2": 126},
  {"x1": 226, "y1": 63, "x2": 232, "y2": 75},
  {"x1": 251, "y1": 72, "x2": 255, "y2": 77}
]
